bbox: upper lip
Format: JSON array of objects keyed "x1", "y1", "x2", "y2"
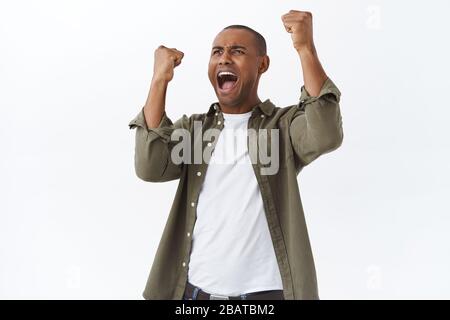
[{"x1": 216, "y1": 69, "x2": 239, "y2": 79}]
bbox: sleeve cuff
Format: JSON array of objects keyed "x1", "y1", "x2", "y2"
[
  {"x1": 298, "y1": 77, "x2": 341, "y2": 107},
  {"x1": 128, "y1": 107, "x2": 174, "y2": 142}
]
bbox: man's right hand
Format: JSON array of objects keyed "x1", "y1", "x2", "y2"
[{"x1": 153, "y1": 45, "x2": 184, "y2": 83}]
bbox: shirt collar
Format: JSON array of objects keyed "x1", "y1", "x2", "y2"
[{"x1": 206, "y1": 99, "x2": 275, "y2": 117}]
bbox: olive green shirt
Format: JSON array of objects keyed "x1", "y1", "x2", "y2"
[{"x1": 128, "y1": 77, "x2": 343, "y2": 300}]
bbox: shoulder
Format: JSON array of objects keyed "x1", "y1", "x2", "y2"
[{"x1": 268, "y1": 102, "x2": 302, "y2": 128}]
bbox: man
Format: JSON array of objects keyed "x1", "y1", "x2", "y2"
[{"x1": 128, "y1": 10, "x2": 343, "y2": 300}]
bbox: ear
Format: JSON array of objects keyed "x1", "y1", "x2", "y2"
[{"x1": 258, "y1": 55, "x2": 270, "y2": 74}]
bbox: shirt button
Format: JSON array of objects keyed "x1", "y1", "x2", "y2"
[
  {"x1": 187, "y1": 232, "x2": 191, "y2": 237},
  {"x1": 191, "y1": 202, "x2": 195, "y2": 207},
  {"x1": 260, "y1": 114, "x2": 265, "y2": 118},
  {"x1": 182, "y1": 262, "x2": 186, "y2": 267},
  {"x1": 196, "y1": 171, "x2": 202, "y2": 176},
  {"x1": 207, "y1": 142, "x2": 212, "y2": 147},
  {"x1": 217, "y1": 121, "x2": 221, "y2": 125},
  {"x1": 215, "y1": 112, "x2": 218, "y2": 116}
]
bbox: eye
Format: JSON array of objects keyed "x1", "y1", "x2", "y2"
[
  {"x1": 212, "y1": 49, "x2": 222, "y2": 55},
  {"x1": 233, "y1": 49, "x2": 244, "y2": 54}
]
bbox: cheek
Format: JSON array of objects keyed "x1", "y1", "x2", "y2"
[
  {"x1": 207, "y1": 72, "x2": 214, "y2": 84},
  {"x1": 237, "y1": 63, "x2": 259, "y2": 83},
  {"x1": 239, "y1": 72, "x2": 257, "y2": 87},
  {"x1": 207, "y1": 62, "x2": 216, "y2": 83}
]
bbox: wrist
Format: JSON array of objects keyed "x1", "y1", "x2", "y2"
[
  {"x1": 151, "y1": 74, "x2": 171, "y2": 86},
  {"x1": 296, "y1": 43, "x2": 317, "y2": 57}
]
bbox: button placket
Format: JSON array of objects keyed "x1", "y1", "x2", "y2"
[{"x1": 186, "y1": 172, "x2": 203, "y2": 274}]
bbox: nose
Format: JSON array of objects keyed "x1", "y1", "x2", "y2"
[{"x1": 218, "y1": 50, "x2": 232, "y2": 65}]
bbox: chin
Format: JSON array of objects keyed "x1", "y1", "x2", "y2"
[
  {"x1": 218, "y1": 97, "x2": 239, "y2": 107},
  {"x1": 216, "y1": 91, "x2": 242, "y2": 106}
]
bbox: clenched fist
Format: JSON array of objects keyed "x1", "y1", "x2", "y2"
[
  {"x1": 281, "y1": 10, "x2": 314, "y2": 53},
  {"x1": 153, "y1": 45, "x2": 184, "y2": 82}
]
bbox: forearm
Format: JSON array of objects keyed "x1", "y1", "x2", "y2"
[
  {"x1": 297, "y1": 45, "x2": 328, "y2": 97},
  {"x1": 143, "y1": 76, "x2": 169, "y2": 128}
]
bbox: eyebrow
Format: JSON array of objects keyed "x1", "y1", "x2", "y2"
[{"x1": 211, "y1": 45, "x2": 247, "y2": 51}]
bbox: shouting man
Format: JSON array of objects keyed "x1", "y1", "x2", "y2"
[{"x1": 128, "y1": 10, "x2": 343, "y2": 300}]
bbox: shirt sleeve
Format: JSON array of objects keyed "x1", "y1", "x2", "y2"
[
  {"x1": 289, "y1": 77, "x2": 344, "y2": 167},
  {"x1": 128, "y1": 107, "x2": 190, "y2": 182}
]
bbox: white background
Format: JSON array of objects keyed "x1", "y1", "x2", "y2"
[{"x1": 1, "y1": 0, "x2": 449, "y2": 299}]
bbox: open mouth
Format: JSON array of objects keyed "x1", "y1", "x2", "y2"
[{"x1": 217, "y1": 71, "x2": 239, "y2": 93}]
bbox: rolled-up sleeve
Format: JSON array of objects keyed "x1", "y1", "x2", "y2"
[
  {"x1": 128, "y1": 108, "x2": 190, "y2": 182},
  {"x1": 289, "y1": 77, "x2": 344, "y2": 167}
]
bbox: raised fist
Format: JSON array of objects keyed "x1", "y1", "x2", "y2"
[
  {"x1": 153, "y1": 45, "x2": 184, "y2": 82},
  {"x1": 281, "y1": 10, "x2": 314, "y2": 53}
]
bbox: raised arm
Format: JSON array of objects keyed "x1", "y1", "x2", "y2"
[
  {"x1": 282, "y1": 10, "x2": 343, "y2": 167},
  {"x1": 144, "y1": 45, "x2": 184, "y2": 128},
  {"x1": 282, "y1": 10, "x2": 328, "y2": 96},
  {"x1": 128, "y1": 45, "x2": 189, "y2": 182}
]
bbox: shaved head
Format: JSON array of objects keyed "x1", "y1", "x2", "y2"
[{"x1": 222, "y1": 25, "x2": 267, "y2": 56}]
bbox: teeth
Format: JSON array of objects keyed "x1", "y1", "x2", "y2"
[{"x1": 218, "y1": 71, "x2": 237, "y2": 77}]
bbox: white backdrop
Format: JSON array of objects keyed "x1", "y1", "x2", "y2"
[{"x1": 1, "y1": 0, "x2": 449, "y2": 299}]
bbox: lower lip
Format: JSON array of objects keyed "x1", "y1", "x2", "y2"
[{"x1": 217, "y1": 79, "x2": 239, "y2": 95}]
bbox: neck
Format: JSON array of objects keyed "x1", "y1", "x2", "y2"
[{"x1": 219, "y1": 95, "x2": 262, "y2": 114}]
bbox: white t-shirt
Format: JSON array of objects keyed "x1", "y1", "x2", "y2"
[{"x1": 187, "y1": 110, "x2": 283, "y2": 296}]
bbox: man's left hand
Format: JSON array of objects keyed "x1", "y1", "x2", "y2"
[{"x1": 281, "y1": 10, "x2": 315, "y2": 54}]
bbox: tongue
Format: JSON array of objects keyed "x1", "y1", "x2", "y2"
[{"x1": 222, "y1": 81, "x2": 235, "y2": 90}]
